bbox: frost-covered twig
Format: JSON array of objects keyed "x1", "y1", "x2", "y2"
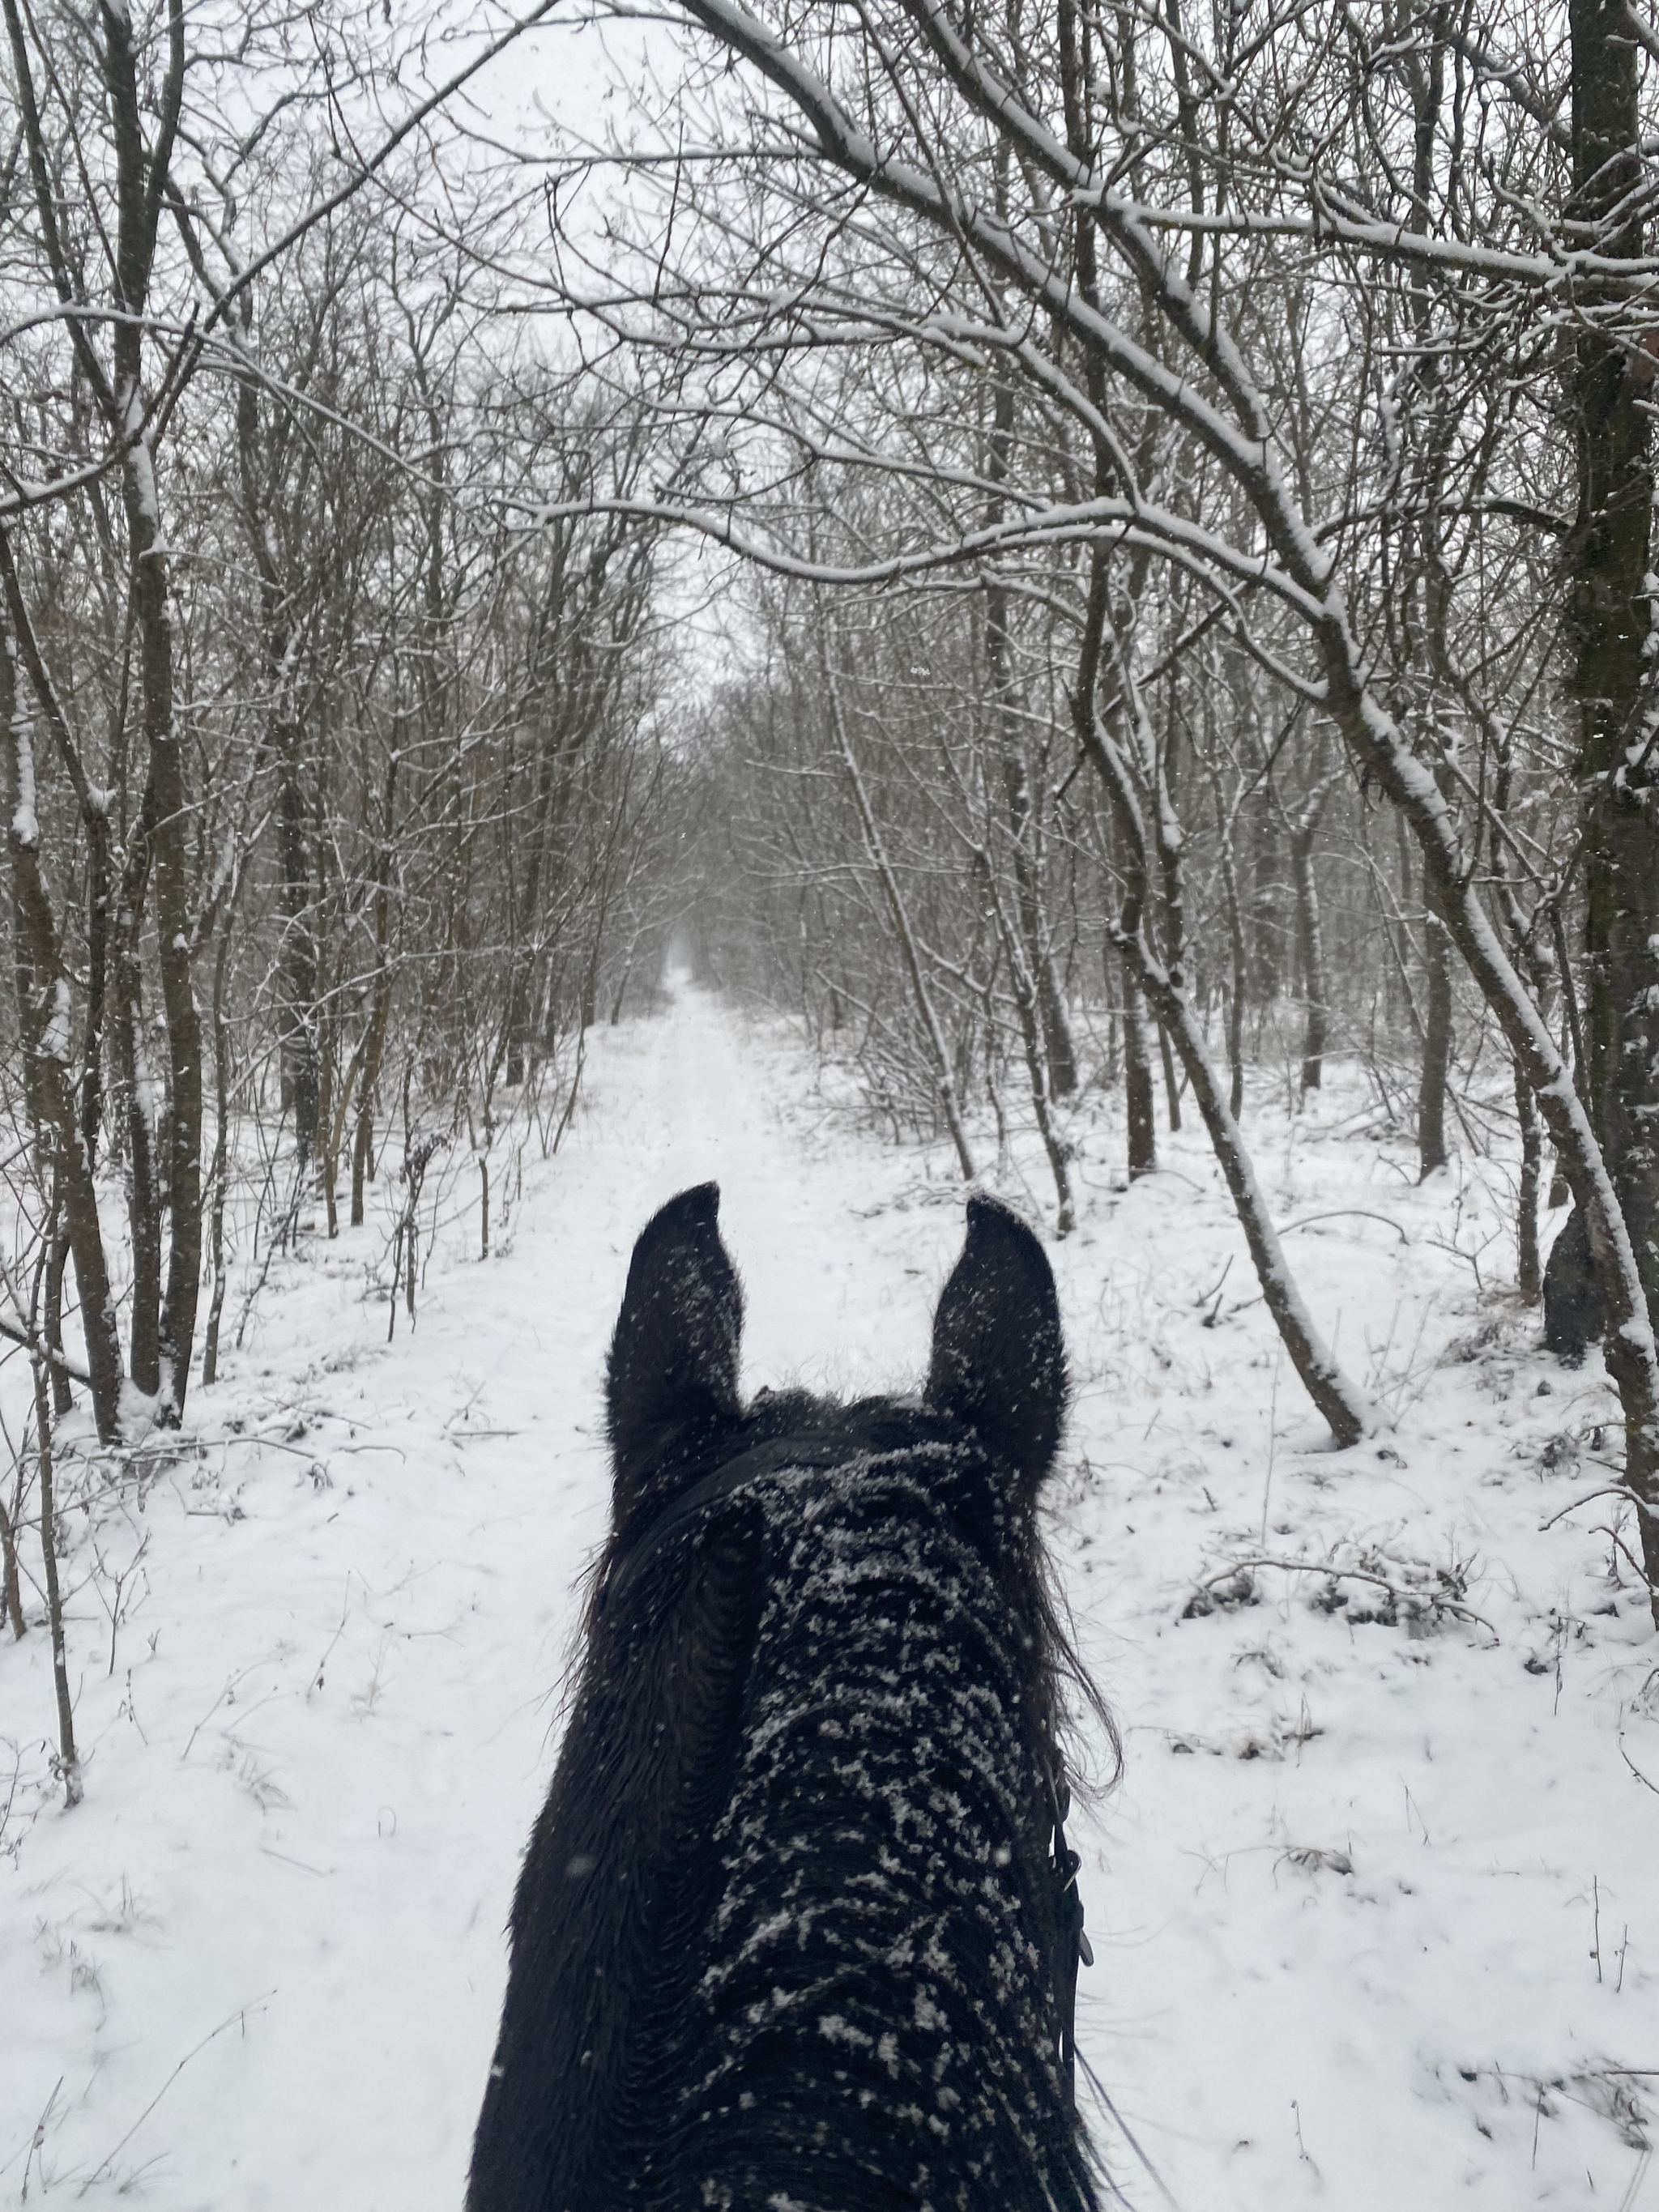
[
  {"x1": 0, "y1": 1314, "x2": 92, "y2": 1383},
  {"x1": 1539, "y1": 1485, "x2": 1659, "y2": 1532}
]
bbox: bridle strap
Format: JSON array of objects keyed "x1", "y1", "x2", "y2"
[{"x1": 599, "y1": 1437, "x2": 849, "y2": 1616}]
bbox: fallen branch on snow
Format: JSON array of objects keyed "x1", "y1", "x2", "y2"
[
  {"x1": 1187, "y1": 1555, "x2": 1499, "y2": 1643},
  {"x1": 1274, "y1": 1208, "x2": 1410, "y2": 1244}
]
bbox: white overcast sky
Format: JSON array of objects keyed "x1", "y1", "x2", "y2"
[{"x1": 440, "y1": 3, "x2": 759, "y2": 684}]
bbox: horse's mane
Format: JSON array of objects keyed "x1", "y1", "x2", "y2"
[{"x1": 569, "y1": 1388, "x2": 1113, "y2": 1791}]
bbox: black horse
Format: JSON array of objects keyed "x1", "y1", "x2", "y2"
[{"x1": 469, "y1": 1183, "x2": 1102, "y2": 2212}]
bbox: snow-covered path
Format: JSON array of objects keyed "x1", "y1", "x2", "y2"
[{"x1": 9, "y1": 983, "x2": 1659, "y2": 2210}]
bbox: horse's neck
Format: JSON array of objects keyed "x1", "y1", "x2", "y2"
[
  {"x1": 658, "y1": 1473, "x2": 1073, "y2": 2205},
  {"x1": 476, "y1": 1458, "x2": 1080, "y2": 2212}
]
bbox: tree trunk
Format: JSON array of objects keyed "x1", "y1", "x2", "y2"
[
  {"x1": 0, "y1": 527, "x2": 111, "y2": 1169},
  {"x1": 1575, "y1": 0, "x2": 1659, "y2": 1341},
  {"x1": 201, "y1": 916, "x2": 237, "y2": 1387},
  {"x1": 231, "y1": 312, "x2": 321, "y2": 1170},
  {"x1": 1123, "y1": 967, "x2": 1157, "y2": 1176},
  {"x1": 1418, "y1": 910, "x2": 1452, "y2": 1178},
  {"x1": 1130, "y1": 920, "x2": 1370, "y2": 1443},
  {"x1": 1290, "y1": 806, "x2": 1328, "y2": 1093},
  {"x1": 2, "y1": 628, "x2": 124, "y2": 1442},
  {"x1": 111, "y1": 830, "x2": 161, "y2": 1398},
  {"x1": 124, "y1": 440, "x2": 202, "y2": 1421},
  {"x1": 980, "y1": 850, "x2": 1075, "y2": 1233},
  {"x1": 79, "y1": 806, "x2": 109, "y2": 1168},
  {"x1": 0, "y1": 1485, "x2": 23, "y2": 1639},
  {"x1": 317, "y1": 977, "x2": 338, "y2": 1238},
  {"x1": 1247, "y1": 785, "x2": 1285, "y2": 1008},
  {"x1": 43, "y1": 1200, "x2": 71, "y2": 1419},
  {"x1": 274, "y1": 721, "x2": 319, "y2": 1161},
  {"x1": 1036, "y1": 953, "x2": 1077, "y2": 1097},
  {"x1": 1103, "y1": 778, "x2": 1156, "y2": 1176},
  {"x1": 353, "y1": 763, "x2": 399, "y2": 1228},
  {"x1": 1488, "y1": 764, "x2": 1553, "y2": 1304},
  {"x1": 1092, "y1": 657, "x2": 1158, "y2": 1179},
  {"x1": 1157, "y1": 1019, "x2": 1182, "y2": 1132},
  {"x1": 984, "y1": 378, "x2": 1078, "y2": 1101},
  {"x1": 1217, "y1": 811, "x2": 1248, "y2": 1121},
  {"x1": 353, "y1": 975, "x2": 392, "y2": 1229},
  {"x1": 1516, "y1": 1062, "x2": 1543, "y2": 1303}
]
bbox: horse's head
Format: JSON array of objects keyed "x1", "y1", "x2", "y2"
[{"x1": 471, "y1": 1186, "x2": 1100, "y2": 2212}]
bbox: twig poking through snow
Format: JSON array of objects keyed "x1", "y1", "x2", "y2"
[
  {"x1": 76, "y1": 1995, "x2": 275, "y2": 2195},
  {"x1": 1617, "y1": 1712, "x2": 1659, "y2": 1797},
  {"x1": 308, "y1": 1577, "x2": 353, "y2": 1700},
  {"x1": 18, "y1": 2075, "x2": 62, "y2": 2200},
  {"x1": 1260, "y1": 1345, "x2": 1282, "y2": 1548}
]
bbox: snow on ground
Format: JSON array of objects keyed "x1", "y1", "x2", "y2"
[{"x1": 6, "y1": 978, "x2": 1659, "y2": 2210}]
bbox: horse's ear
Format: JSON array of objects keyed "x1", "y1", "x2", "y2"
[
  {"x1": 926, "y1": 1194, "x2": 1065, "y2": 1485},
  {"x1": 607, "y1": 1183, "x2": 744, "y2": 1485}
]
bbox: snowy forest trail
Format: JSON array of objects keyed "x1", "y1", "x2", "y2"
[{"x1": 8, "y1": 982, "x2": 1659, "y2": 2211}]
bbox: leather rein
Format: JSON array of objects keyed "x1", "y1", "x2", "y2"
[{"x1": 598, "y1": 1431, "x2": 1091, "y2": 2105}]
